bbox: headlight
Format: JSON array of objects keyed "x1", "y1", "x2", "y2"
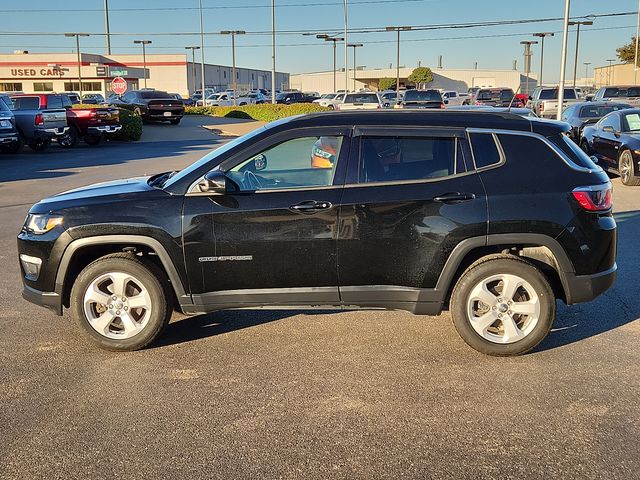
[{"x1": 24, "y1": 214, "x2": 63, "y2": 234}]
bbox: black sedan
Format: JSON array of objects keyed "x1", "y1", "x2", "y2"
[
  {"x1": 581, "y1": 108, "x2": 640, "y2": 185},
  {"x1": 562, "y1": 101, "x2": 632, "y2": 142},
  {"x1": 109, "y1": 90, "x2": 185, "y2": 124}
]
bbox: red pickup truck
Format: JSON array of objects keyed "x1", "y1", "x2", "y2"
[{"x1": 10, "y1": 93, "x2": 121, "y2": 147}]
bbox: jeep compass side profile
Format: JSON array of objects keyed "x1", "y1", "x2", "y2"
[{"x1": 17, "y1": 111, "x2": 616, "y2": 356}]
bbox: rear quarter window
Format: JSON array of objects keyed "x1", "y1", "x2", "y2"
[
  {"x1": 549, "y1": 134, "x2": 599, "y2": 170},
  {"x1": 469, "y1": 133, "x2": 502, "y2": 168}
]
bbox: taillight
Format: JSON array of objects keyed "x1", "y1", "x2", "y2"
[
  {"x1": 34, "y1": 113, "x2": 44, "y2": 126},
  {"x1": 539, "y1": 103, "x2": 544, "y2": 111},
  {"x1": 572, "y1": 185, "x2": 612, "y2": 211},
  {"x1": 440, "y1": 103, "x2": 446, "y2": 109},
  {"x1": 475, "y1": 101, "x2": 481, "y2": 105},
  {"x1": 90, "y1": 109, "x2": 97, "y2": 119}
]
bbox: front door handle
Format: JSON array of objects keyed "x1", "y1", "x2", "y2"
[
  {"x1": 289, "y1": 200, "x2": 333, "y2": 214},
  {"x1": 433, "y1": 192, "x2": 476, "y2": 204}
]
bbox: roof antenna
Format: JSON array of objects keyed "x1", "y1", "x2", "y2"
[{"x1": 508, "y1": 83, "x2": 522, "y2": 113}]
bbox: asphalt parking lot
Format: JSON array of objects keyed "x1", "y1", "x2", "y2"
[{"x1": 0, "y1": 116, "x2": 639, "y2": 479}]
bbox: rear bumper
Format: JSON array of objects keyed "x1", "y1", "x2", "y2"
[
  {"x1": 564, "y1": 263, "x2": 617, "y2": 305},
  {"x1": 0, "y1": 132, "x2": 18, "y2": 143},
  {"x1": 34, "y1": 126, "x2": 70, "y2": 139},
  {"x1": 22, "y1": 284, "x2": 63, "y2": 316},
  {"x1": 87, "y1": 124, "x2": 122, "y2": 135}
]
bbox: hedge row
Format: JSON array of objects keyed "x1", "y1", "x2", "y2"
[
  {"x1": 71, "y1": 104, "x2": 143, "y2": 141},
  {"x1": 185, "y1": 103, "x2": 330, "y2": 122}
]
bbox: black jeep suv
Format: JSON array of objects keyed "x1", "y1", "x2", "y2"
[{"x1": 17, "y1": 111, "x2": 616, "y2": 356}]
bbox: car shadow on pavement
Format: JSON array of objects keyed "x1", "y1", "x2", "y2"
[
  {"x1": 536, "y1": 209, "x2": 640, "y2": 352},
  {"x1": 151, "y1": 309, "x2": 339, "y2": 349}
]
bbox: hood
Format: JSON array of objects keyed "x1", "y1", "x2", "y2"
[{"x1": 31, "y1": 176, "x2": 155, "y2": 213}]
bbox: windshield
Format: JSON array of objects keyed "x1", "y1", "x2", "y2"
[
  {"x1": 604, "y1": 87, "x2": 640, "y2": 98},
  {"x1": 139, "y1": 91, "x2": 172, "y2": 99},
  {"x1": 623, "y1": 112, "x2": 640, "y2": 131},
  {"x1": 539, "y1": 89, "x2": 577, "y2": 100},
  {"x1": 404, "y1": 90, "x2": 442, "y2": 102},
  {"x1": 344, "y1": 93, "x2": 379, "y2": 103},
  {"x1": 580, "y1": 104, "x2": 631, "y2": 118}
]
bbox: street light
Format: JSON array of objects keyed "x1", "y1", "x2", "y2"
[
  {"x1": 220, "y1": 30, "x2": 246, "y2": 106},
  {"x1": 635, "y1": 0, "x2": 640, "y2": 85},
  {"x1": 134, "y1": 40, "x2": 152, "y2": 89},
  {"x1": 520, "y1": 40, "x2": 538, "y2": 95},
  {"x1": 347, "y1": 43, "x2": 363, "y2": 91},
  {"x1": 607, "y1": 59, "x2": 616, "y2": 85},
  {"x1": 185, "y1": 46, "x2": 200, "y2": 95},
  {"x1": 386, "y1": 26, "x2": 412, "y2": 93},
  {"x1": 568, "y1": 20, "x2": 593, "y2": 87},
  {"x1": 584, "y1": 62, "x2": 592, "y2": 87},
  {"x1": 556, "y1": 0, "x2": 571, "y2": 121},
  {"x1": 64, "y1": 33, "x2": 90, "y2": 99},
  {"x1": 315, "y1": 34, "x2": 344, "y2": 92},
  {"x1": 533, "y1": 32, "x2": 554, "y2": 87}
]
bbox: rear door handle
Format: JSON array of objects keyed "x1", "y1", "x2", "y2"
[
  {"x1": 433, "y1": 192, "x2": 476, "y2": 204},
  {"x1": 290, "y1": 200, "x2": 333, "y2": 214}
]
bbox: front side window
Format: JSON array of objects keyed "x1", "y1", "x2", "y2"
[
  {"x1": 227, "y1": 135, "x2": 344, "y2": 191},
  {"x1": 359, "y1": 136, "x2": 457, "y2": 183},
  {"x1": 599, "y1": 113, "x2": 621, "y2": 131}
]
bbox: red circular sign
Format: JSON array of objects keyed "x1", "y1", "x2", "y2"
[{"x1": 111, "y1": 76, "x2": 127, "y2": 95}]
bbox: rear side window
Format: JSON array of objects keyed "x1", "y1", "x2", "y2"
[
  {"x1": 47, "y1": 96, "x2": 63, "y2": 108},
  {"x1": 469, "y1": 133, "x2": 502, "y2": 168},
  {"x1": 359, "y1": 136, "x2": 458, "y2": 183},
  {"x1": 549, "y1": 134, "x2": 600, "y2": 170}
]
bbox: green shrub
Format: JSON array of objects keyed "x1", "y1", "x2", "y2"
[
  {"x1": 185, "y1": 103, "x2": 330, "y2": 122},
  {"x1": 111, "y1": 108, "x2": 143, "y2": 141}
]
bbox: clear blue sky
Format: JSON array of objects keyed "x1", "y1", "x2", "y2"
[{"x1": 1, "y1": 0, "x2": 638, "y2": 81}]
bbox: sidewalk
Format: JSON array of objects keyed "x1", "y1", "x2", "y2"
[{"x1": 199, "y1": 117, "x2": 266, "y2": 137}]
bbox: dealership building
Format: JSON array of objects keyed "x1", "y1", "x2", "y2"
[
  {"x1": 291, "y1": 67, "x2": 537, "y2": 94},
  {"x1": 0, "y1": 51, "x2": 290, "y2": 97}
]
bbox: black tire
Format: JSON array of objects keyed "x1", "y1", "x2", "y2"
[
  {"x1": 58, "y1": 127, "x2": 79, "y2": 148},
  {"x1": 328, "y1": 104, "x2": 335, "y2": 110},
  {"x1": 450, "y1": 255, "x2": 555, "y2": 356},
  {"x1": 169, "y1": 118, "x2": 181, "y2": 125},
  {"x1": 580, "y1": 139, "x2": 592, "y2": 155},
  {"x1": 84, "y1": 134, "x2": 102, "y2": 146},
  {"x1": 28, "y1": 138, "x2": 50, "y2": 152},
  {"x1": 619, "y1": 149, "x2": 640, "y2": 186},
  {"x1": 70, "y1": 253, "x2": 172, "y2": 351},
  {"x1": 1, "y1": 133, "x2": 24, "y2": 154}
]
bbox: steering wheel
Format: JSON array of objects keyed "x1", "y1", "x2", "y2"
[{"x1": 243, "y1": 170, "x2": 262, "y2": 190}]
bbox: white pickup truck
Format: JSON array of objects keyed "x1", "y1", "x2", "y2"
[
  {"x1": 527, "y1": 87, "x2": 580, "y2": 119},
  {"x1": 204, "y1": 92, "x2": 256, "y2": 107},
  {"x1": 592, "y1": 85, "x2": 640, "y2": 107}
]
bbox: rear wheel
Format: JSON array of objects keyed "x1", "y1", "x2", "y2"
[
  {"x1": 58, "y1": 127, "x2": 79, "y2": 148},
  {"x1": 84, "y1": 134, "x2": 102, "y2": 146},
  {"x1": 450, "y1": 256, "x2": 555, "y2": 356},
  {"x1": 70, "y1": 253, "x2": 171, "y2": 351},
  {"x1": 619, "y1": 150, "x2": 640, "y2": 186},
  {"x1": 28, "y1": 138, "x2": 50, "y2": 152},
  {"x1": 580, "y1": 139, "x2": 591, "y2": 155}
]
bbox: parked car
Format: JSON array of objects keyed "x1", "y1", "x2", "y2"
[
  {"x1": 527, "y1": 87, "x2": 580, "y2": 118},
  {"x1": 61, "y1": 92, "x2": 81, "y2": 104},
  {"x1": 8, "y1": 94, "x2": 69, "y2": 151},
  {"x1": 337, "y1": 92, "x2": 384, "y2": 110},
  {"x1": 203, "y1": 92, "x2": 255, "y2": 107},
  {"x1": 246, "y1": 91, "x2": 266, "y2": 104},
  {"x1": 17, "y1": 110, "x2": 616, "y2": 356},
  {"x1": 313, "y1": 93, "x2": 338, "y2": 107},
  {"x1": 441, "y1": 91, "x2": 466, "y2": 107},
  {"x1": 468, "y1": 88, "x2": 517, "y2": 107},
  {"x1": 0, "y1": 94, "x2": 21, "y2": 153},
  {"x1": 581, "y1": 108, "x2": 640, "y2": 185},
  {"x1": 81, "y1": 93, "x2": 106, "y2": 105},
  {"x1": 396, "y1": 89, "x2": 445, "y2": 109},
  {"x1": 380, "y1": 90, "x2": 402, "y2": 106},
  {"x1": 561, "y1": 101, "x2": 632, "y2": 142},
  {"x1": 11, "y1": 93, "x2": 121, "y2": 148},
  {"x1": 302, "y1": 92, "x2": 320, "y2": 103},
  {"x1": 275, "y1": 91, "x2": 305, "y2": 104},
  {"x1": 109, "y1": 90, "x2": 184, "y2": 124},
  {"x1": 593, "y1": 85, "x2": 640, "y2": 107}
]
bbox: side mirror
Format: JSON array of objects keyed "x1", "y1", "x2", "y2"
[
  {"x1": 253, "y1": 153, "x2": 267, "y2": 171},
  {"x1": 590, "y1": 155, "x2": 599, "y2": 165},
  {"x1": 444, "y1": 99, "x2": 449, "y2": 105},
  {"x1": 602, "y1": 126, "x2": 615, "y2": 134},
  {"x1": 198, "y1": 170, "x2": 228, "y2": 193},
  {"x1": 528, "y1": 96, "x2": 533, "y2": 101}
]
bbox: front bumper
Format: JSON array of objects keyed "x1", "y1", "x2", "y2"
[
  {"x1": 22, "y1": 284, "x2": 63, "y2": 315},
  {"x1": 564, "y1": 263, "x2": 617, "y2": 305},
  {"x1": 0, "y1": 132, "x2": 18, "y2": 144},
  {"x1": 87, "y1": 124, "x2": 122, "y2": 135}
]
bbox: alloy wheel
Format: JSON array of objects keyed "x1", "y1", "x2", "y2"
[{"x1": 620, "y1": 151, "x2": 632, "y2": 184}]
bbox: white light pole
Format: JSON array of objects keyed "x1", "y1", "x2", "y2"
[
  {"x1": 348, "y1": 43, "x2": 363, "y2": 91},
  {"x1": 134, "y1": 40, "x2": 152, "y2": 89},
  {"x1": 64, "y1": 33, "x2": 90, "y2": 99},
  {"x1": 104, "y1": 0, "x2": 111, "y2": 54},
  {"x1": 533, "y1": 32, "x2": 554, "y2": 87},
  {"x1": 556, "y1": 0, "x2": 571, "y2": 121},
  {"x1": 584, "y1": 62, "x2": 591, "y2": 87},
  {"x1": 344, "y1": 0, "x2": 348, "y2": 93},
  {"x1": 185, "y1": 46, "x2": 200, "y2": 95},
  {"x1": 271, "y1": 0, "x2": 276, "y2": 103},
  {"x1": 635, "y1": 0, "x2": 640, "y2": 85},
  {"x1": 199, "y1": 0, "x2": 206, "y2": 93},
  {"x1": 386, "y1": 26, "x2": 412, "y2": 93},
  {"x1": 221, "y1": 30, "x2": 246, "y2": 106},
  {"x1": 568, "y1": 20, "x2": 593, "y2": 88}
]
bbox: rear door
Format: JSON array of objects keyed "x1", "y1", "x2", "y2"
[{"x1": 337, "y1": 127, "x2": 487, "y2": 310}]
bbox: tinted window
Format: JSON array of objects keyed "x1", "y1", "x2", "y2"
[
  {"x1": 476, "y1": 89, "x2": 514, "y2": 101},
  {"x1": 0, "y1": 96, "x2": 11, "y2": 112},
  {"x1": 469, "y1": 133, "x2": 501, "y2": 168},
  {"x1": 47, "y1": 96, "x2": 63, "y2": 108},
  {"x1": 344, "y1": 93, "x2": 379, "y2": 104},
  {"x1": 539, "y1": 89, "x2": 577, "y2": 100},
  {"x1": 122, "y1": 92, "x2": 135, "y2": 101},
  {"x1": 599, "y1": 113, "x2": 621, "y2": 131},
  {"x1": 359, "y1": 136, "x2": 457, "y2": 183},
  {"x1": 604, "y1": 87, "x2": 640, "y2": 98},
  {"x1": 549, "y1": 134, "x2": 599, "y2": 170},
  {"x1": 580, "y1": 104, "x2": 630, "y2": 118},
  {"x1": 228, "y1": 136, "x2": 343, "y2": 191},
  {"x1": 404, "y1": 90, "x2": 442, "y2": 102},
  {"x1": 139, "y1": 91, "x2": 171, "y2": 99},
  {"x1": 11, "y1": 97, "x2": 40, "y2": 110}
]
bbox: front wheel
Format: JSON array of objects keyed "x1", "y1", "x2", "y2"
[
  {"x1": 70, "y1": 253, "x2": 171, "y2": 351},
  {"x1": 619, "y1": 150, "x2": 640, "y2": 186},
  {"x1": 450, "y1": 256, "x2": 555, "y2": 356}
]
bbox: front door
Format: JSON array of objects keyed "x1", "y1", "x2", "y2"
[
  {"x1": 183, "y1": 127, "x2": 351, "y2": 309},
  {"x1": 337, "y1": 128, "x2": 487, "y2": 311}
]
